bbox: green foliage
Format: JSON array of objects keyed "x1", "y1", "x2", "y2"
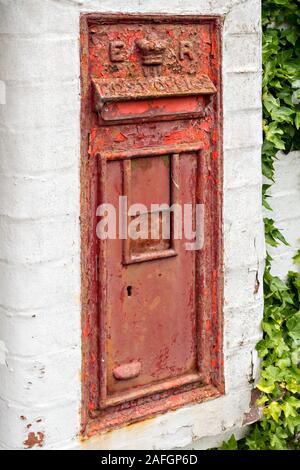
[
  {"x1": 220, "y1": 435, "x2": 238, "y2": 450},
  {"x1": 247, "y1": 1, "x2": 300, "y2": 449},
  {"x1": 262, "y1": 0, "x2": 300, "y2": 181},
  {"x1": 221, "y1": 265, "x2": 300, "y2": 450},
  {"x1": 221, "y1": 0, "x2": 300, "y2": 450},
  {"x1": 293, "y1": 250, "x2": 300, "y2": 265},
  {"x1": 250, "y1": 267, "x2": 300, "y2": 449},
  {"x1": 264, "y1": 217, "x2": 289, "y2": 247}
]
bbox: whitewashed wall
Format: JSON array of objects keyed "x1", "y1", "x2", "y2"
[
  {"x1": 0, "y1": 0, "x2": 264, "y2": 450},
  {"x1": 268, "y1": 151, "x2": 300, "y2": 279}
]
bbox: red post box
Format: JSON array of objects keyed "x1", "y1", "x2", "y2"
[{"x1": 80, "y1": 14, "x2": 224, "y2": 436}]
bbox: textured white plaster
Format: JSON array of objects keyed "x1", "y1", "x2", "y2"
[
  {"x1": 0, "y1": 340, "x2": 8, "y2": 365},
  {"x1": 0, "y1": 127, "x2": 79, "y2": 175},
  {"x1": 0, "y1": 80, "x2": 5, "y2": 105},
  {"x1": 0, "y1": 0, "x2": 264, "y2": 450}
]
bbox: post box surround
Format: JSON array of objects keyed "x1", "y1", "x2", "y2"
[{"x1": 81, "y1": 14, "x2": 224, "y2": 436}]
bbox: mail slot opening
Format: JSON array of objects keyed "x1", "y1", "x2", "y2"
[{"x1": 97, "y1": 95, "x2": 209, "y2": 123}]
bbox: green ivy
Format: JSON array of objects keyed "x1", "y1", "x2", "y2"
[
  {"x1": 262, "y1": 0, "x2": 300, "y2": 184},
  {"x1": 221, "y1": 0, "x2": 300, "y2": 450}
]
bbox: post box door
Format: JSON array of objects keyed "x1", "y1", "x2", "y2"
[
  {"x1": 81, "y1": 13, "x2": 224, "y2": 433},
  {"x1": 102, "y1": 151, "x2": 200, "y2": 408}
]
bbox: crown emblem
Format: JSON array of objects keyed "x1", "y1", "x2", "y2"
[{"x1": 135, "y1": 37, "x2": 167, "y2": 66}]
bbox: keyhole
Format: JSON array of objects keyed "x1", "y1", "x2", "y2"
[{"x1": 127, "y1": 286, "x2": 132, "y2": 297}]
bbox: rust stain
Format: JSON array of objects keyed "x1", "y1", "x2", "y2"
[
  {"x1": 23, "y1": 432, "x2": 44, "y2": 449},
  {"x1": 243, "y1": 388, "x2": 263, "y2": 425},
  {"x1": 254, "y1": 270, "x2": 260, "y2": 294}
]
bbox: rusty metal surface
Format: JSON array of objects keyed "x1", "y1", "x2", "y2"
[
  {"x1": 92, "y1": 75, "x2": 216, "y2": 103},
  {"x1": 243, "y1": 388, "x2": 263, "y2": 426},
  {"x1": 80, "y1": 13, "x2": 224, "y2": 437},
  {"x1": 103, "y1": 152, "x2": 199, "y2": 406},
  {"x1": 99, "y1": 96, "x2": 207, "y2": 124}
]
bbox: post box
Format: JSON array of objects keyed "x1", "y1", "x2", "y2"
[{"x1": 80, "y1": 14, "x2": 224, "y2": 435}]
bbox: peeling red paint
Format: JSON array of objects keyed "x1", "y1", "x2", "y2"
[{"x1": 83, "y1": 324, "x2": 90, "y2": 338}]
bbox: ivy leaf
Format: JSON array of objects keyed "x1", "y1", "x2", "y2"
[
  {"x1": 275, "y1": 337, "x2": 290, "y2": 357},
  {"x1": 262, "y1": 159, "x2": 275, "y2": 180},
  {"x1": 270, "y1": 428, "x2": 288, "y2": 450},
  {"x1": 262, "y1": 365, "x2": 282, "y2": 382},
  {"x1": 277, "y1": 357, "x2": 291, "y2": 369},
  {"x1": 286, "y1": 311, "x2": 300, "y2": 341},
  {"x1": 282, "y1": 401, "x2": 297, "y2": 418},
  {"x1": 220, "y1": 434, "x2": 238, "y2": 450},
  {"x1": 285, "y1": 416, "x2": 300, "y2": 434},
  {"x1": 256, "y1": 339, "x2": 270, "y2": 358},
  {"x1": 278, "y1": 89, "x2": 293, "y2": 106},
  {"x1": 270, "y1": 106, "x2": 295, "y2": 124},
  {"x1": 264, "y1": 218, "x2": 289, "y2": 247},
  {"x1": 295, "y1": 112, "x2": 300, "y2": 130},
  {"x1": 257, "y1": 394, "x2": 269, "y2": 406},
  {"x1": 267, "y1": 402, "x2": 282, "y2": 422},
  {"x1": 264, "y1": 122, "x2": 286, "y2": 150},
  {"x1": 286, "y1": 396, "x2": 300, "y2": 408},
  {"x1": 291, "y1": 349, "x2": 300, "y2": 366},
  {"x1": 257, "y1": 380, "x2": 275, "y2": 394},
  {"x1": 293, "y1": 250, "x2": 300, "y2": 264},
  {"x1": 270, "y1": 434, "x2": 285, "y2": 450},
  {"x1": 286, "y1": 379, "x2": 300, "y2": 394},
  {"x1": 285, "y1": 27, "x2": 298, "y2": 46},
  {"x1": 246, "y1": 424, "x2": 268, "y2": 450},
  {"x1": 282, "y1": 396, "x2": 300, "y2": 424},
  {"x1": 262, "y1": 184, "x2": 273, "y2": 211},
  {"x1": 263, "y1": 93, "x2": 280, "y2": 113}
]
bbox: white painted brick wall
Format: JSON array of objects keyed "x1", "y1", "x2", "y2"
[
  {"x1": 0, "y1": 0, "x2": 264, "y2": 450},
  {"x1": 268, "y1": 151, "x2": 300, "y2": 279}
]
